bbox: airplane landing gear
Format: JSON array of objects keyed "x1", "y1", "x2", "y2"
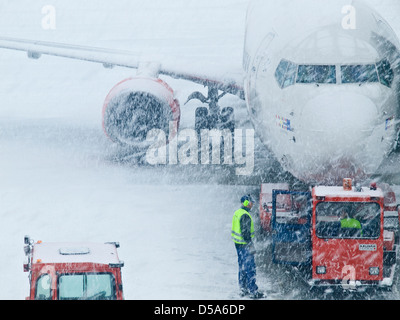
[{"x1": 186, "y1": 86, "x2": 235, "y2": 133}]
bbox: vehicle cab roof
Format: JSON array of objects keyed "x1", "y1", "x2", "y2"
[
  {"x1": 313, "y1": 186, "x2": 384, "y2": 199},
  {"x1": 32, "y1": 242, "x2": 121, "y2": 265}
]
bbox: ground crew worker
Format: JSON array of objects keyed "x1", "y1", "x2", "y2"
[
  {"x1": 231, "y1": 195, "x2": 264, "y2": 299},
  {"x1": 340, "y1": 210, "x2": 362, "y2": 236}
]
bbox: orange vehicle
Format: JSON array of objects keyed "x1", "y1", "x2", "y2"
[
  {"x1": 23, "y1": 236, "x2": 124, "y2": 300},
  {"x1": 259, "y1": 179, "x2": 400, "y2": 291}
]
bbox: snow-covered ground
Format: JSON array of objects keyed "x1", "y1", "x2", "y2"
[
  {"x1": 0, "y1": 0, "x2": 400, "y2": 300},
  {"x1": 0, "y1": 0, "x2": 257, "y2": 300}
]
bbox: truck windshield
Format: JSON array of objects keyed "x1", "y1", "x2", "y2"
[
  {"x1": 315, "y1": 202, "x2": 381, "y2": 239},
  {"x1": 58, "y1": 273, "x2": 116, "y2": 300}
]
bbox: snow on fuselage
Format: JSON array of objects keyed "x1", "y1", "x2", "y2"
[{"x1": 244, "y1": 0, "x2": 400, "y2": 185}]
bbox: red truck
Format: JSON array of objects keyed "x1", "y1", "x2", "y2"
[
  {"x1": 259, "y1": 179, "x2": 399, "y2": 290},
  {"x1": 23, "y1": 237, "x2": 124, "y2": 300}
]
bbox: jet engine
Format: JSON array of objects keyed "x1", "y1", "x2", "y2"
[{"x1": 102, "y1": 77, "x2": 180, "y2": 146}]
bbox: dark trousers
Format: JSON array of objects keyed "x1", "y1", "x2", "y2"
[{"x1": 235, "y1": 244, "x2": 258, "y2": 294}]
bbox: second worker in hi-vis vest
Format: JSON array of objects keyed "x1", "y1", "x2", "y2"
[{"x1": 231, "y1": 195, "x2": 264, "y2": 299}]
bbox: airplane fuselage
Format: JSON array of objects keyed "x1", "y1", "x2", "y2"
[{"x1": 243, "y1": 0, "x2": 400, "y2": 185}]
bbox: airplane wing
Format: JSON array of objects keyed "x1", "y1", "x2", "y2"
[{"x1": 0, "y1": 36, "x2": 245, "y2": 99}]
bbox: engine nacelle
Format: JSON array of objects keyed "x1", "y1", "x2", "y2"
[{"x1": 102, "y1": 77, "x2": 180, "y2": 146}]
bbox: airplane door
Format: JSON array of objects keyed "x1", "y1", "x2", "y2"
[
  {"x1": 247, "y1": 32, "x2": 275, "y2": 83},
  {"x1": 271, "y1": 190, "x2": 312, "y2": 265},
  {"x1": 245, "y1": 32, "x2": 275, "y2": 118}
]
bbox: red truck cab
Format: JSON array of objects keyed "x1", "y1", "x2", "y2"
[
  {"x1": 259, "y1": 179, "x2": 399, "y2": 291},
  {"x1": 24, "y1": 237, "x2": 124, "y2": 300},
  {"x1": 311, "y1": 182, "x2": 397, "y2": 289}
]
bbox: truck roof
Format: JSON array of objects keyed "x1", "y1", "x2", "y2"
[
  {"x1": 32, "y1": 241, "x2": 121, "y2": 265},
  {"x1": 313, "y1": 186, "x2": 384, "y2": 199}
]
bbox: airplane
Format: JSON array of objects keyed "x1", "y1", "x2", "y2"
[{"x1": 0, "y1": 0, "x2": 399, "y2": 186}]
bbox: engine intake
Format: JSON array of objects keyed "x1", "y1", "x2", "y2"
[{"x1": 102, "y1": 77, "x2": 180, "y2": 146}]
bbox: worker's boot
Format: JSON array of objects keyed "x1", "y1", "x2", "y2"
[
  {"x1": 249, "y1": 291, "x2": 264, "y2": 299},
  {"x1": 239, "y1": 289, "x2": 249, "y2": 297}
]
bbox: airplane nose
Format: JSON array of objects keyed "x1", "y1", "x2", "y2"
[
  {"x1": 300, "y1": 92, "x2": 378, "y2": 145},
  {"x1": 293, "y1": 91, "x2": 381, "y2": 184}
]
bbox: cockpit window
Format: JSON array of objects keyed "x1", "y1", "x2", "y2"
[
  {"x1": 275, "y1": 60, "x2": 288, "y2": 88},
  {"x1": 283, "y1": 62, "x2": 297, "y2": 88},
  {"x1": 275, "y1": 60, "x2": 298, "y2": 89},
  {"x1": 297, "y1": 65, "x2": 336, "y2": 84},
  {"x1": 341, "y1": 64, "x2": 379, "y2": 84},
  {"x1": 275, "y1": 59, "x2": 394, "y2": 89},
  {"x1": 376, "y1": 59, "x2": 394, "y2": 88}
]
